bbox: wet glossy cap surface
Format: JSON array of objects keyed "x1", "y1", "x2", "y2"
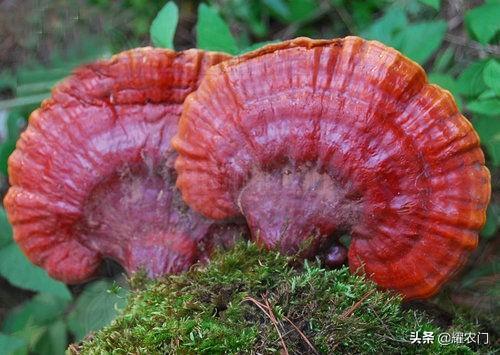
[
  {"x1": 173, "y1": 37, "x2": 491, "y2": 299},
  {"x1": 4, "y1": 47, "x2": 231, "y2": 284}
]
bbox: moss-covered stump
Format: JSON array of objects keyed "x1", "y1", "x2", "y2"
[{"x1": 75, "y1": 243, "x2": 486, "y2": 354}]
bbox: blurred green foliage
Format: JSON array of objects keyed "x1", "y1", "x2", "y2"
[
  {"x1": 0, "y1": 207, "x2": 126, "y2": 355},
  {"x1": 0, "y1": 0, "x2": 498, "y2": 353}
]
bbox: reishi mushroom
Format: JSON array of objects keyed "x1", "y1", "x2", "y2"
[
  {"x1": 172, "y1": 36, "x2": 491, "y2": 299},
  {"x1": 3, "y1": 47, "x2": 239, "y2": 284}
]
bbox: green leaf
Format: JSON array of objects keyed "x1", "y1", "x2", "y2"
[
  {"x1": 0, "y1": 208, "x2": 13, "y2": 248},
  {"x1": 361, "y1": 7, "x2": 408, "y2": 47},
  {"x1": 0, "y1": 93, "x2": 50, "y2": 111},
  {"x1": 478, "y1": 89, "x2": 498, "y2": 100},
  {"x1": 420, "y1": 0, "x2": 441, "y2": 11},
  {"x1": 432, "y1": 48, "x2": 454, "y2": 72},
  {"x1": 0, "y1": 244, "x2": 71, "y2": 299},
  {"x1": 481, "y1": 204, "x2": 500, "y2": 238},
  {"x1": 67, "y1": 280, "x2": 128, "y2": 340},
  {"x1": 2, "y1": 293, "x2": 70, "y2": 334},
  {"x1": 467, "y1": 98, "x2": 500, "y2": 116},
  {"x1": 474, "y1": 116, "x2": 500, "y2": 167},
  {"x1": 289, "y1": 0, "x2": 317, "y2": 22},
  {"x1": 465, "y1": 3, "x2": 500, "y2": 44},
  {"x1": 196, "y1": 4, "x2": 239, "y2": 54},
  {"x1": 150, "y1": 1, "x2": 179, "y2": 49},
  {"x1": 457, "y1": 59, "x2": 489, "y2": 98},
  {"x1": 33, "y1": 320, "x2": 67, "y2": 355},
  {"x1": 262, "y1": 0, "x2": 291, "y2": 19},
  {"x1": 0, "y1": 139, "x2": 16, "y2": 176},
  {"x1": 428, "y1": 73, "x2": 463, "y2": 110},
  {"x1": 0, "y1": 111, "x2": 25, "y2": 176},
  {"x1": 395, "y1": 20, "x2": 447, "y2": 64},
  {"x1": 0, "y1": 334, "x2": 27, "y2": 355},
  {"x1": 419, "y1": 0, "x2": 440, "y2": 10},
  {"x1": 227, "y1": 0, "x2": 268, "y2": 37},
  {"x1": 483, "y1": 59, "x2": 500, "y2": 95},
  {"x1": 2, "y1": 294, "x2": 70, "y2": 355}
]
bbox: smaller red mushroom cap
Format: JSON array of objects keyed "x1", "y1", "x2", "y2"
[
  {"x1": 4, "y1": 47, "x2": 234, "y2": 284},
  {"x1": 172, "y1": 36, "x2": 491, "y2": 299}
]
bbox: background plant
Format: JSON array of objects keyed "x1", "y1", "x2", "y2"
[{"x1": 0, "y1": 0, "x2": 498, "y2": 353}]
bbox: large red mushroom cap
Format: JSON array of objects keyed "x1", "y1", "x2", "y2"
[
  {"x1": 4, "y1": 47, "x2": 233, "y2": 284},
  {"x1": 172, "y1": 37, "x2": 491, "y2": 299}
]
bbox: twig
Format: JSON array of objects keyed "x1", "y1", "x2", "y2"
[
  {"x1": 243, "y1": 296, "x2": 320, "y2": 355},
  {"x1": 243, "y1": 296, "x2": 289, "y2": 355},
  {"x1": 445, "y1": 33, "x2": 500, "y2": 56},
  {"x1": 341, "y1": 289, "x2": 375, "y2": 318},
  {"x1": 282, "y1": 314, "x2": 319, "y2": 355}
]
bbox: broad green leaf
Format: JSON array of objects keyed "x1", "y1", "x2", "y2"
[
  {"x1": 483, "y1": 59, "x2": 500, "y2": 95},
  {"x1": 16, "y1": 67, "x2": 72, "y2": 85},
  {"x1": 2, "y1": 293, "x2": 70, "y2": 334},
  {"x1": 0, "y1": 139, "x2": 16, "y2": 176},
  {"x1": 33, "y1": 320, "x2": 67, "y2": 355},
  {"x1": 465, "y1": 3, "x2": 500, "y2": 44},
  {"x1": 361, "y1": 7, "x2": 407, "y2": 47},
  {"x1": 67, "y1": 280, "x2": 128, "y2": 340},
  {"x1": 2, "y1": 294, "x2": 70, "y2": 355},
  {"x1": 150, "y1": 1, "x2": 179, "y2": 49},
  {"x1": 474, "y1": 116, "x2": 500, "y2": 167},
  {"x1": 419, "y1": 0, "x2": 440, "y2": 10},
  {"x1": 196, "y1": 4, "x2": 239, "y2": 54},
  {"x1": 289, "y1": 0, "x2": 317, "y2": 22},
  {"x1": 351, "y1": 1, "x2": 377, "y2": 30},
  {"x1": 0, "y1": 111, "x2": 25, "y2": 176},
  {"x1": 227, "y1": 0, "x2": 267, "y2": 37},
  {"x1": 0, "y1": 208, "x2": 12, "y2": 248},
  {"x1": 467, "y1": 98, "x2": 500, "y2": 116},
  {"x1": 481, "y1": 204, "x2": 500, "y2": 238},
  {"x1": 0, "y1": 244, "x2": 71, "y2": 299},
  {"x1": 478, "y1": 89, "x2": 498, "y2": 100},
  {"x1": 8, "y1": 322, "x2": 45, "y2": 350},
  {"x1": 428, "y1": 73, "x2": 463, "y2": 110},
  {"x1": 262, "y1": 0, "x2": 291, "y2": 19},
  {"x1": 395, "y1": 20, "x2": 447, "y2": 64},
  {"x1": 15, "y1": 80, "x2": 58, "y2": 97},
  {"x1": 0, "y1": 333, "x2": 27, "y2": 355},
  {"x1": 457, "y1": 59, "x2": 489, "y2": 98},
  {"x1": 0, "y1": 93, "x2": 50, "y2": 111}
]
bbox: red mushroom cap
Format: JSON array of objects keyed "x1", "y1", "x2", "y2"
[
  {"x1": 172, "y1": 37, "x2": 491, "y2": 299},
  {"x1": 4, "y1": 47, "x2": 232, "y2": 284}
]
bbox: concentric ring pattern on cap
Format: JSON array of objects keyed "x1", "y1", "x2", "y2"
[
  {"x1": 173, "y1": 36, "x2": 491, "y2": 299},
  {"x1": 4, "y1": 47, "x2": 230, "y2": 284}
]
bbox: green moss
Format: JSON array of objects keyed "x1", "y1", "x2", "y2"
[{"x1": 75, "y1": 243, "x2": 489, "y2": 354}]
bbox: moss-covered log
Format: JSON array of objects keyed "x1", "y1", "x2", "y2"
[{"x1": 73, "y1": 243, "x2": 487, "y2": 354}]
